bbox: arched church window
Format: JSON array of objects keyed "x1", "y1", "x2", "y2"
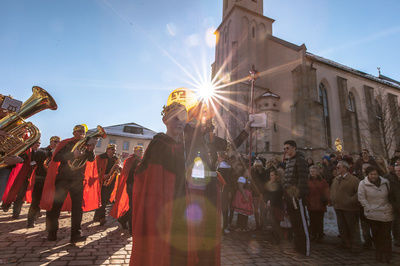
[
  {"x1": 348, "y1": 92, "x2": 356, "y2": 112},
  {"x1": 375, "y1": 99, "x2": 383, "y2": 120},
  {"x1": 252, "y1": 27, "x2": 255, "y2": 38},
  {"x1": 319, "y1": 83, "x2": 332, "y2": 147}
]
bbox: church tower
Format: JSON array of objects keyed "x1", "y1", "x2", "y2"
[
  {"x1": 223, "y1": 0, "x2": 263, "y2": 18},
  {"x1": 213, "y1": 0, "x2": 275, "y2": 152}
]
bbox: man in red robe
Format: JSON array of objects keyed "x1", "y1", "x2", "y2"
[
  {"x1": 1, "y1": 141, "x2": 40, "y2": 218},
  {"x1": 42, "y1": 125, "x2": 97, "y2": 243},
  {"x1": 111, "y1": 145, "x2": 142, "y2": 232},
  {"x1": 26, "y1": 136, "x2": 60, "y2": 227},
  {"x1": 93, "y1": 143, "x2": 120, "y2": 225},
  {"x1": 130, "y1": 102, "x2": 188, "y2": 266}
]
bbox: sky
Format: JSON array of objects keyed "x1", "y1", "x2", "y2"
[{"x1": 1, "y1": 0, "x2": 399, "y2": 146}]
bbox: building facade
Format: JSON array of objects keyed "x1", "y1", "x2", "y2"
[
  {"x1": 91, "y1": 123, "x2": 156, "y2": 159},
  {"x1": 213, "y1": 0, "x2": 400, "y2": 160}
]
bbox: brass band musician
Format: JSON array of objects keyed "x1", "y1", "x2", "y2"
[
  {"x1": 27, "y1": 136, "x2": 60, "y2": 228},
  {"x1": 46, "y1": 124, "x2": 95, "y2": 243},
  {"x1": 93, "y1": 143, "x2": 121, "y2": 226}
]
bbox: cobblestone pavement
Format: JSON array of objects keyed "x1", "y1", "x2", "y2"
[{"x1": 1, "y1": 204, "x2": 400, "y2": 265}]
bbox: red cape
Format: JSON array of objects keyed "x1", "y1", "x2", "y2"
[
  {"x1": 130, "y1": 134, "x2": 188, "y2": 266},
  {"x1": 39, "y1": 138, "x2": 101, "y2": 212},
  {"x1": 96, "y1": 155, "x2": 119, "y2": 203},
  {"x1": 25, "y1": 168, "x2": 36, "y2": 203},
  {"x1": 1, "y1": 149, "x2": 33, "y2": 206},
  {"x1": 130, "y1": 164, "x2": 180, "y2": 266},
  {"x1": 187, "y1": 181, "x2": 222, "y2": 266},
  {"x1": 110, "y1": 154, "x2": 138, "y2": 219}
]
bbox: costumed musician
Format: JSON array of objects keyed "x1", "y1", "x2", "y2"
[
  {"x1": 26, "y1": 136, "x2": 60, "y2": 228},
  {"x1": 0, "y1": 95, "x2": 24, "y2": 202},
  {"x1": 45, "y1": 124, "x2": 96, "y2": 243},
  {"x1": 93, "y1": 143, "x2": 121, "y2": 226},
  {"x1": 112, "y1": 145, "x2": 143, "y2": 232},
  {"x1": 130, "y1": 102, "x2": 188, "y2": 266},
  {"x1": 1, "y1": 140, "x2": 39, "y2": 219}
]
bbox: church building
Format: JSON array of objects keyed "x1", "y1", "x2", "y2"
[{"x1": 213, "y1": 0, "x2": 400, "y2": 160}]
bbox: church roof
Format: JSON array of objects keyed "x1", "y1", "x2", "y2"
[
  {"x1": 307, "y1": 53, "x2": 400, "y2": 91},
  {"x1": 89, "y1": 122, "x2": 157, "y2": 140}
]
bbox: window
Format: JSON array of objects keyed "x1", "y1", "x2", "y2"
[
  {"x1": 348, "y1": 92, "x2": 356, "y2": 112},
  {"x1": 109, "y1": 139, "x2": 116, "y2": 145},
  {"x1": 264, "y1": 141, "x2": 270, "y2": 152},
  {"x1": 319, "y1": 83, "x2": 332, "y2": 147},
  {"x1": 252, "y1": 27, "x2": 255, "y2": 38},
  {"x1": 123, "y1": 126, "x2": 143, "y2": 135},
  {"x1": 375, "y1": 99, "x2": 382, "y2": 120},
  {"x1": 123, "y1": 141, "x2": 130, "y2": 151},
  {"x1": 96, "y1": 138, "x2": 102, "y2": 148}
]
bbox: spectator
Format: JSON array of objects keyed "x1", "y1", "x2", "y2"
[
  {"x1": 330, "y1": 161, "x2": 361, "y2": 253},
  {"x1": 359, "y1": 163, "x2": 373, "y2": 249},
  {"x1": 330, "y1": 153, "x2": 339, "y2": 166},
  {"x1": 217, "y1": 151, "x2": 234, "y2": 234},
  {"x1": 232, "y1": 169, "x2": 253, "y2": 232},
  {"x1": 387, "y1": 164, "x2": 400, "y2": 247},
  {"x1": 306, "y1": 157, "x2": 314, "y2": 168},
  {"x1": 321, "y1": 155, "x2": 334, "y2": 186},
  {"x1": 342, "y1": 155, "x2": 355, "y2": 175},
  {"x1": 390, "y1": 149, "x2": 400, "y2": 167},
  {"x1": 265, "y1": 168, "x2": 284, "y2": 244},
  {"x1": 358, "y1": 166, "x2": 393, "y2": 263},
  {"x1": 282, "y1": 140, "x2": 310, "y2": 256},
  {"x1": 251, "y1": 159, "x2": 267, "y2": 230},
  {"x1": 375, "y1": 155, "x2": 388, "y2": 176},
  {"x1": 354, "y1": 149, "x2": 382, "y2": 178},
  {"x1": 306, "y1": 165, "x2": 329, "y2": 242}
]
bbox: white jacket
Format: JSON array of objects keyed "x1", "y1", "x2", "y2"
[{"x1": 358, "y1": 176, "x2": 393, "y2": 222}]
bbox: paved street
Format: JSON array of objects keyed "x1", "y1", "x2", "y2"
[{"x1": 1, "y1": 204, "x2": 399, "y2": 265}]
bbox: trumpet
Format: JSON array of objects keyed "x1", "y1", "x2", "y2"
[
  {"x1": 0, "y1": 86, "x2": 57, "y2": 168},
  {"x1": 68, "y1": 125, "x2": 107, "y2": 170},
  {"x1": 103, "y1": 156, "x2": 122, "y2": 186}
]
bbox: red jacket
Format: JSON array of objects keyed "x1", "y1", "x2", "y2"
[{"x1": 306, "y1": 177, "x2": 329, "y2": 212}]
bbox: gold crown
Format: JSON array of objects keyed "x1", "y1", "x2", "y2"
[
  {"x1": 50, "y1": 136, "x2": 60, "y2": 142},
  {"x1": 161, "y1": 102, "x2": 185, "y2": 118},
  {"x1": 107, "y1": 144, "x2": 116, "y2": 150}
]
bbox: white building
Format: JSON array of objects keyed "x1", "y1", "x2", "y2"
[{"x1": 91, "y1": 123, "x2": 157, "y2": 159}]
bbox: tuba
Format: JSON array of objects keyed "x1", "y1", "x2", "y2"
[
  {"x1": 103, "y1": 156, "x2": 122, "y2": 186},
  {"x1": 0, "y1": 86, "x2": 57, "y2": 168},
  {"x1": 68, "y1": 125, "x2": 107, "y2": 170}
]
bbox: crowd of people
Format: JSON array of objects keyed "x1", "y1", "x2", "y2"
[
  {"x1": 217, "y1": 146, "x2": 400, "y2": 264},
  {"x1": 1, "y1": 92, "x2": 400, "y2": 265}
]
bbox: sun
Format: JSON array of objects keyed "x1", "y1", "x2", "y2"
[{"x1": 196, "y1": 81, "x2": 217, "y2": 102}]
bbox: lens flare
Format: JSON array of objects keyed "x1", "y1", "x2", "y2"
[{"x1": 196, "y1": 80, "x2": 217, "y2": 102}]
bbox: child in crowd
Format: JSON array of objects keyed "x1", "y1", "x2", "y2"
[{"x1": 232, "y1": 169, "x2": 253, "y2": 231}]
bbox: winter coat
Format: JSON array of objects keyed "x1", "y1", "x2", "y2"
[
  {"x1": 306, "y1": 177, "x2": 329, "y2": 212},
  {"x1": 358, "y1": 176, "x2": 393, "y2": 222},
  {"x1": 385, "y1": 172, "x2": 400, "y2": 213},
  {"x1": 330, "y1": 173, "x2": 360, "y2": 211},
  {"x1": 283, "y1": 151, "x2": 309, "y2": 199}
]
